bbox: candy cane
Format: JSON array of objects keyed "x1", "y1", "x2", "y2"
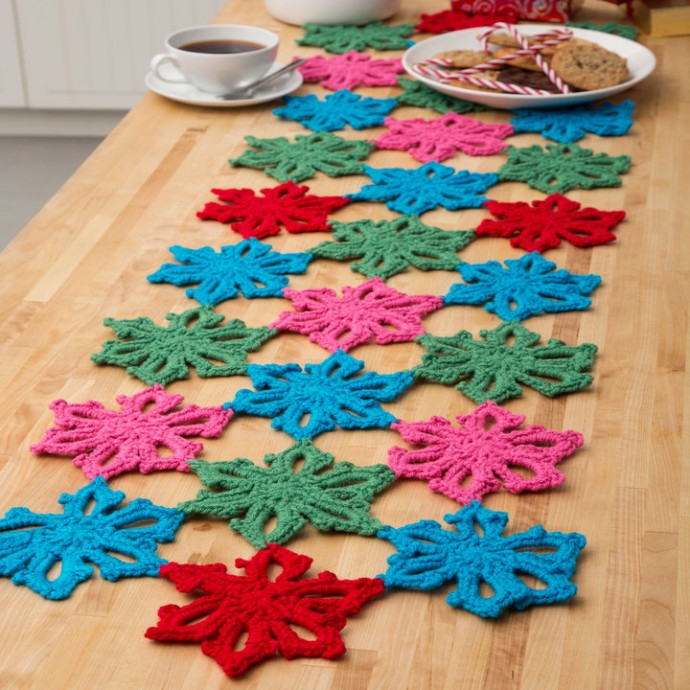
[{"x1": 412, "y1": 23, "x2": 573, "y2": 97}]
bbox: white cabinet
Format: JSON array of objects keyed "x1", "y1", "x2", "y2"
[
  {"x1": 0, "y1": 0, "x2": 25, "y2": 106},
  {"x1": 6, "y1": 0, "x2": 228, "y2": 110}
]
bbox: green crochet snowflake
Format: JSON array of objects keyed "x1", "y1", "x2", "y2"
[
  {"x1": 177, "y1": 440, "x2": 395, "y2": 548},
  {"x1": 230, "y1": 133, "x2": 374, "y2": 184},
  {"x1": 297, "y1": 22, "x2": 415, "y2": 54},
  {"x1": 498, "y1": 143, "x2": 631, "y2": 194},
  {"x1": 91, "y1": 306, "x2": 276, "y2": 386},
  {"x1": 395, "y1": 77, "x2": 491, "y2": 115},
  {"x1": 414, "y1": 321, "x2": 598, "y2": 404},
  {"x1": 308, "y1": 215, "x2": 475, "y2": 280}
]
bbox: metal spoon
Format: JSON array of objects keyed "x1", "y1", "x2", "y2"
[{"x1": 217, "y1": 58, "x2": 306, "y2": 100}]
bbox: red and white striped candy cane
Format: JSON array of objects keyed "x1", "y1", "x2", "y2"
[{"x1": 412, "y1": 23, "x2": 573, "y2": 96}]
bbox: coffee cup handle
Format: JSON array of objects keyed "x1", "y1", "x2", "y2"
[{"x1": 150, "y1": 53, "x2": 187, "y2": 83}]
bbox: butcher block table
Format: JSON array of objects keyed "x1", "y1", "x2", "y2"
[{"x1": 1, "y1": 0, "x2": 689, "y2": 688}]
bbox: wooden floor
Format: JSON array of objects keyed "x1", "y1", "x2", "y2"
[{"x1": 1, "y1": 1, "x2": 688, "y2": 688}]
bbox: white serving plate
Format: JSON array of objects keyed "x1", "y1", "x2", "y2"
[{"x1": 402, "y1": 25, "x2": 656, "y2": 110}]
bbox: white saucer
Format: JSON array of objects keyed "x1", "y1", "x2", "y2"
[{"x1": 145, "y1": 61, "x2": 303, "y2": 108}]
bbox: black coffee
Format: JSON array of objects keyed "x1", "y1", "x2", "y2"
[{"x1": 179, "y1": 39, "x2": 264, "y2": 54}]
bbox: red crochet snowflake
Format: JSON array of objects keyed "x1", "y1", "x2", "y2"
[
  {"x1": 197, "y1": 181, "x2": 350, "y2": 239},
  {"x1": 30, "y1": 385, "x2": 232, "y2": 480},
  {"x1": 145, "y1": 544, "x2": 385, "y2": 677},
  {"x1": 476, "y1": 193, "x2": 626, "y2": 252},
  {"x1": 415, "y1": 9, "x2": 517, "y2": 33}
]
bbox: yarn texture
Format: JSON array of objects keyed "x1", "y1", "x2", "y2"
[
  {"x1": 349, "y1": 162, "x2": 499, "y2": 215},
  {"x1": 178, "y1": 439, "x2": 395, "y2": 547},
  {"x1": 498, "y1": 143, "x2": 631, "y2": 193},
  {"x1": 227, "y1": 349, "x2": 414, "y2": 440},
  {"x1": 147, "y1": 240, "x2": 312, "y2": 304},
  {"x1": 414, "y1": 320, "x2": 598, "y2": 404},
  {"x1": 0, "y1": 477, "x2": 183, "y2": 600},
  {"x1": 271, "y1": 277, "x2": 444, "y2": 352},
  {"x1": 445, "y1": 252, "x2": 602, "y2": 321},
  {"x1": 566, "y1": 20, "x2": 639, "y2": 40},
  {"x1": 297, "y1": 22, "x2": 415, "y2": 54},
  {"x1": 378, "y1": 501, "x2": 586, "y2": 618},
  {"x1": 308, "y1": 215, "x2": 475, "y2": 280},
  {"x1": 91, "y1": 306, "x2": 275, "y2": 386},
  {"x1": 477, "y1": 192, "x2": 626, "y2": 252},
  {"x1": 30, "y1": 384, "x2": 232, "y2": 480},
  {"x1": 374, "y1": 113, "x2": 514, "y2": 162},
  {"x1": 415, "y1": 8, "x2": 517, "y2": 33},
  {"x1": 273, "y1": 90, "x2": 397, "y2": 132},
  {"x1": 298, "y1": 51, "x2": 404, "y2": 91},
  {"x1": 145, "y1": 544, "x2": 385, "y2": 677},
  {"x1": 197, "y1": 181, "x2": 349, "y2": 239},
  {"x1": 230, "y1": 133, "x2": 374, "y2": 183},
  {"x1": 510, "y1": 100, "x2": 635, "y2": 143},
  {"x1": 389, "y1": 400, "x2": 583, "y2": 503}
]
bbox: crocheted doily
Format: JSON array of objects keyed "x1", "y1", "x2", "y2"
[
  {"x1": 30, "y1": 384, "x2": 232, "y2": 480},
  {"x1": 298, "y1": 51, "x2": 404, "y2": 91},
  {"x1": 196, "y1": 181, "x2": 349, "y2": 239},
  {"x1": 271, "y1": 277, "x2": 444, "y2": 352},
  {"x1": 444, "y1": 252, "x2": 602, "y2": 321},
  {"x1": 307, "y1": 215, "x2": 475, "y2": 280},
  {"x1": 476, "y1": 192, "x2": 626, "y2": 252},
  {"x1": 378, "y1": 501, "x2": 586, "y2": 617},
  {"x1": 145, "y1": 544, "x2": 385, "y2": 676},
  {"x1": 297, "y1": 22, "x2": 415, "y2": 54},
  {"x1": 178, "y1": 439, "x2": 395, "y2": 547},
  {"x1": 0, "y1": 477, "x2": 183, "y2": 600},
  {"x1": 389, "y1": 400, "x2": 583, "y2": 503},
  {"x1": 227, "y1": 349, "x2": 414, "y2": 440},
  {"x1": 91, "y1": 306, "x2": 276, "y2": 386},
  {"x1": 414, "y1": 320, "x2": 598, "y2": 403}
]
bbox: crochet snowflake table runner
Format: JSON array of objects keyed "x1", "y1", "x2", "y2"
[{"x1": 298, "y1": 51, "x2": 404, "y2": 91}]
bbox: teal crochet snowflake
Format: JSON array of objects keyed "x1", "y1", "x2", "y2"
[
  {"x1": 297, "y1": 22, "x2": 415, "y2": 54},
  {"x1": 308, "y1": 215, "x2": 475, "y2": 280},
  {"x1": 92, "y1": 306, "x2": 276, "y2": 386},
  {"x1": 178, "y1": 440, "x2": 395, "y2": 548},
  {"x1": 0, "y1": 477, "x2": 183, "y2": 600},
  {"x1": 498, "y1": 143, "x2": 631, "y2": 194},
  {"x1": 445, "y1": 252, "x2": 602, "y2": 321},
  {"x1": 230, "y1": 133, "x2": 375, "y2": 183},
  {"x1": 227, "y1": 349, "x2": 414, "y2": 440},
  {"x1": 348, "y1": 162, "x2": 498, "y2": 215},
  {"x1": 510, "y1": 100, "x2": 635, "y2": 143},
  {"x1": 378, "y1": 501, "x2": 586, "y2": 618},
  {"x1": 414, "y1": 321, "x2": 598, "y2": 404},
  {"x1": 395, "y1": 77, "x2": 491, "y2": 115},
  {"x1": 273, "y1": 90, "x2": 398, "y2": 132},
  {"x1": 147, "y1": 240, "x2": 312, "y2": 305}
]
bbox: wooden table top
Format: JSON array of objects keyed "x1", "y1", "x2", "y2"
[{"x1": 1, "y1": 1, "x2": 688, "y2": 688}]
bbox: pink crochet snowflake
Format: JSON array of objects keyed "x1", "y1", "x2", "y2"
[
  {"x1": 30, "y1": 385, "x2": 233, "y2": 480},
  {"x1": 298, "y1": 51, "x2": 404, "y2": 91},
  {"x1": 373, "y1": 113, "x2": 514, "y2": 163},
  {"x1": 388, "y1": 401, "x2": 583, "y2": 503},
  {"x1": 270, "y1": 277, "x2": 443, "y2": 353}
]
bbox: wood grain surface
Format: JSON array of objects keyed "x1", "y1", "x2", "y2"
[{"x1": 1, "y1": 1, "x2": 688, "y2": 688}]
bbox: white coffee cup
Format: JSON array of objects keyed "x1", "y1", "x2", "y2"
[{"x1": 150, "y1": 25, "x2": 279, "y2": 94}]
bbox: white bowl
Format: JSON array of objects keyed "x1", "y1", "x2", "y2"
[
  {"x1": 263, "y1": 0, "x2": 402, "y2": 26},
  {"x1": 402, "y1": 25, "x2": 656, "y2": 110}
]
